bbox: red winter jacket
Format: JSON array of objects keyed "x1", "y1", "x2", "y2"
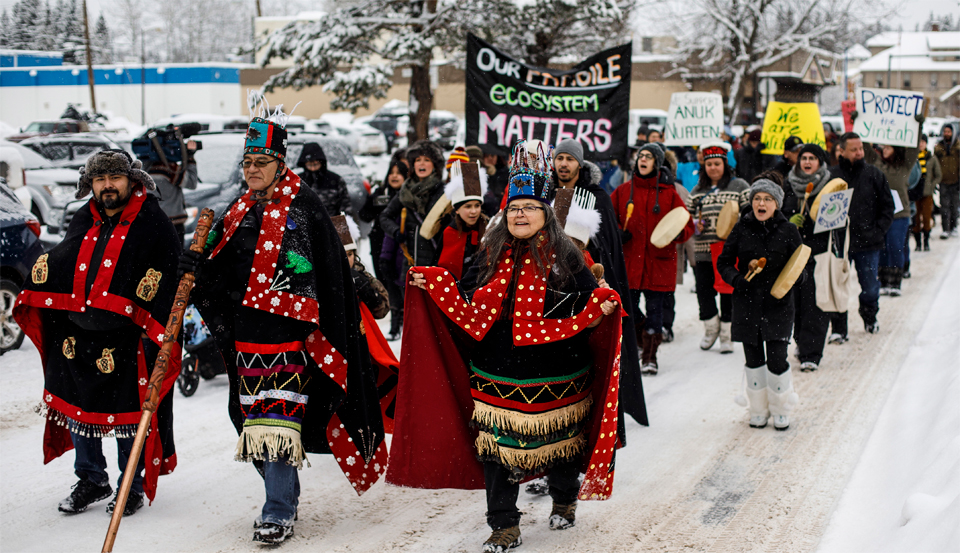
[{"x1": 610, "y1": 172, "x2": 695, "y2": 292}]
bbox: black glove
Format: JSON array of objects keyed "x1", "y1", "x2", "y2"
[
  {"x1": 915, "y1": 112, "x2": 925, "y2": 124},
  {"x1": 732, "y1": 274, "x2": 750, "y2": 291},
  {"x1": 850, "y1": 110, "x2": 858, "y2": 122},
  {"x1": 621, "y1": 229, "x2": 633, "y2": 244},
  {"x1": 178, "y1": 249, "x2": 203, "y2": 278}
]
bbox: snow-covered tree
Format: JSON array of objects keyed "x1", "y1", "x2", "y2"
[
  {"x1": 92, "y1": 12, "x2": 113, "y2": 63},
  {"x1": 9, "y1": 0, "x2": 43, "y2": 50},
  {"x1": 663, "y1": 0, "x2": 882, "y2": 124},
  {"x1": 919, "y1": 12, "x2": 958, "y2": 32},
  {"x1": 0, "y1": 9, "x2": 11, "y2": 48},
  {"x1": 58, "y1": 0, "x2": 86, "y2": 64},
  {"x1": 258, "y1": 0, "x2": 465, "y2": 141},
  {"x1": 485, "y1": 0, "x2": 633, "y2": 67}
]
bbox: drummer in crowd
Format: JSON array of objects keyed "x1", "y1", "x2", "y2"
[
  {"x1": 610, "y1": 143, "x2": 694, "y2": 375},
  {"x1": 717, "y1": 179, "x2": 804, "y2": 431}
]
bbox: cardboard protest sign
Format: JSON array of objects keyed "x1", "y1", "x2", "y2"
[
  {"x1": 663, "y1": 92, "x2": 724, "y2": 146},
  {"x1": 813, "y1": 188, "x2": 854, "y2": 234},
  {"x1": 760, "y1": 102, "x2": 826, "y2": 155},
  {"x1": 465, "y1": 34, "x2": 631, "y2": 161},
  {"x1": 853, "y1": 87, "x2": 924, "y2": 147}
]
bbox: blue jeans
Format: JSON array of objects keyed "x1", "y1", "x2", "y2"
[
  {"x1": 849, "y1": 249, "x2": 880, "y2": 325},
  {"x1": 262, "y1": 457, "x2": 300, "y2": 526},
  {"x1": 632, "y1": 289, "x2": 668, "y2": 333},
  {"x1": 70, "y1": 431, "x2": 145, "y2": 495},
  {"x1": 880, "y1": 218, "x2": 910, "y2": 269}
]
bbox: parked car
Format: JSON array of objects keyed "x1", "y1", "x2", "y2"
[
  {"x1": 327, "y1": 123, "x2": 388, "y2": 155},
  {"x1": 821, "y1": 115, "x2": 845, "y2": 136},
  {"x1": 6, "y1": 119, "x2": 91, "y2": 142},
  {"x1": 368, "y1": 100, "x2": 410, "y2": 152},
  {"x1": 20, "y1": 133, "x2": 123, "y2": 169},
  {"x1": 0, "y1": 180, "x2": 44, "y2": 354},
  {"x1": 0, "y1": 139, "x2": 80, "y2": 233},
  {"x1": 429, "y1": 110, "x2": 460, "y2": 150},
  {"x1": 152, "y1": 114, "x2": 249, "y2": 133}
]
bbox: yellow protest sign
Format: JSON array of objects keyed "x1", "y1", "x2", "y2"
[{"x1": 760, "y1": 102, "x2": 826, "y2": 155}]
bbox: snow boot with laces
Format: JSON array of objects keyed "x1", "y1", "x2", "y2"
[
  {"x1": 718, "y1": 321, "x2": 734, "y2": 354},
  {"x1": 58, "y1": 479, "x2": 112, "y2": 514},
  {"x1": 740, "y1": 365, "x2": 769, "y2": 428},
  {"x1": 549, "y1": 502, "x2": 577, "y2": 530},
  {"x1": 766, "y1": 367, "x2": 799, "y2": 431},
  {"x1": 254, "y1": 522, "x2": 294, "y2": 545},
  {"x1": 699, "y1": 315, "x2": 720, "y2": 350},
  {"x1": 482, "y1": 526, "x2": 522, "y2": 553},
  {"x1": 106, "y1": 490, "x2": 144, "y2": 516}
]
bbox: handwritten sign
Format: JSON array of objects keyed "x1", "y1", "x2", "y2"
[
  {"x1": 853, "y1": 87, "x2": 924, "y2": 147},
  {"x1": 814, "y1": 188, "x2": 854, "y2": 234},
  {"x1": 663, "y1": 92, "x2": 724, "y2": 146},
  {"x1": 760, "y1": 102, "x2": 825, "y2": 155}
]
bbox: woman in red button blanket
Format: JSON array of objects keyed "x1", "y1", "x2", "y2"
[{"x1": 388, "y1": 141, "x2": 625, "y2": 553}]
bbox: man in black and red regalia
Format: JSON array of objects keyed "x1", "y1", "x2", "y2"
[
  {"x1": 184, "y1": 102, "x2": 388, "y2": 545},
  {"x1": 14, "y1": 149, "x2": 181, "y2": 517}
]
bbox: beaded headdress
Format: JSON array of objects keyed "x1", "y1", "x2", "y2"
[
  {"x1": 505, "y1": 140, "x2": 553, "y2": 205},
  {"x1": 244, "y1": 91, "x2": 300, "y2": 161}
]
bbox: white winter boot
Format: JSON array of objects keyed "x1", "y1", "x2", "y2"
[
  {"x1": 766, "y1": 368, "x2": 800, "y2": 431},
  {"x1": 700, "y1": 315, "x2": 720, "y2": 350},
  {"x1": 719, "y1": 322, "x2": 734, "y2": 354},
  {"x1": 740, "y1": 365, "x2": 769, "y2": 428}
]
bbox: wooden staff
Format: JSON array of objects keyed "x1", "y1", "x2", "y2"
[
  {"x1": 102, "y1": 208, "x2": 215, "y2": 553},
  {"x1": 800, "y1": 181, "x2": 814, "y2": 218}
]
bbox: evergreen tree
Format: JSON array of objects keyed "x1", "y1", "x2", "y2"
[
  {"x1": 93, "y1": 12, "x2": 113, "y2": 63},
  {"x1": 11, "y1": 0, "x2": 44, "y2": 50},
  {"x1": 59, "y1": 0, "x2": 86, "y2": 64},
  {"x1": 0, "y1": 9, "x2": 10, "y2": 48}
]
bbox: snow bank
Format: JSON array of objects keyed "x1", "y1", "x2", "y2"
[{"x1": 818, "y1": 248, "x2": 960, "y2": 553}]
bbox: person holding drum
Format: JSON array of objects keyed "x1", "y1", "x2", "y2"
[
  {"x1": 611, "y1": 143, "x2": 695, "y2": 374},
  {"x1": 687, "y1": 143, "x2": 749, "y2": 353},
  {"x1": 717, "y1": 179, "x2": 804, "y2": 430}
]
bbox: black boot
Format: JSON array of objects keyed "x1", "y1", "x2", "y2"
[
  {"x1": 902, "y1": 260, "x2": 911, "y2": 279},
  {"x1": 387, "y1": 308, "x2": 402, "y2": 341},
  {"x1": 878, "y1": 266, "x2": 891, "y2": 295},
  {"x1": 923, "y1": 231, "x2": 930, "y2": 251},
  {"x1": 913, "y1": 232, "x2": 922, "y2": 251},
  {"x1": 888, "y1": 267, "x2": 903, "y2": 296}
]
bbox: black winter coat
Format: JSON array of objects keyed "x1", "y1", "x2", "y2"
[
  {"x1": 717, "y1": 210, "x2": 804, "y2": 345},
  {"x1": 829, "y1": 157, "x2": 895, "y2": 253},
  {"x1": 299, "y1": 168, "x2": 354, "y2": 219},
  {"x1": 359, "y1": 184, "x2": 400, "y2": 265},
  {"x1": 378, "y1": 185, "x2": 447, "y2": 266},
  {"x1": 735, "y1": 143, "x2": 772, "y2": 183}
]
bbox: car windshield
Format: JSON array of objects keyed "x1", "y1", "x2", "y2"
[
  {"x1": 288, "y1": 141, "x2": 355, "y2": 168},
  {"x1": 25, "y1": 122, "x2": 57, "y2": 132},
  {"x1": 2, "y1": 141, "x2": 53, "y2": 169},
  {"x1": 192, "y1": 139, "x2": 244, "y2": 184}
]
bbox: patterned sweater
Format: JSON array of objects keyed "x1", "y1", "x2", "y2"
[{"x1": 687, "y1": 178, "x2": 750, "y2": 261}]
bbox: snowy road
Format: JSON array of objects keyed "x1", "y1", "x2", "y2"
[{"x1": 1, "y1": 238, "x2": 957, "y2": 553}]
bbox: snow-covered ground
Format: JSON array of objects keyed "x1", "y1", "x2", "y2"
[{"x1": 1, "y1": 231, "x2": 957, "y2": 553}]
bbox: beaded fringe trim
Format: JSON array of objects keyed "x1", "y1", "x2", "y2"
[
  {"x1": 471, "y1": 396, "x2": 592, "y2": 439},
  {"x1": 476, "y1": 431, "x2": 586, "y2": 471},
  {"x1": 35, "y1": 402, "x2": 139, "y2": 439},
  {"x1": 235, "y1": 426, "x2": 310, "y2": 469}
]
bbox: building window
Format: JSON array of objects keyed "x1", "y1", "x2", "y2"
[
  {"x1": 930, "y1": 72, "x2": 938, "y2": 89},
  {"x1": 903, "y1": 75, "x2": 911, "y2": 89},
  {"x1": 642, "y1": 37, "x2": 653, "y2": 53},
  {"x1": 877, "y1": 77, "x2": 884, "y2": 87},
  {"x1": 954, "y1": 73, "x2": 959, "y2": 87}
]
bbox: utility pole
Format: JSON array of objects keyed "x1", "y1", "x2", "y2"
[
  {"x1": 255, "y1": 0, "x2": 261, "y2": 17},
  {"x1": 82, "y1": 0, "x2": 97, "y2": 113}
]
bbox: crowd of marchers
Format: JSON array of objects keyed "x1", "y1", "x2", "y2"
[{"x1": 11, "y1": 103, "x2": 959, "y2": 553}]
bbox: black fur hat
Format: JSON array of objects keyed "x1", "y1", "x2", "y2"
[
  {"x1": 77, "y1": 149, "x2": 156, "y2": 199},
  {"x1": 405, "y1": 140, "x2": 445, "y2": 181}
]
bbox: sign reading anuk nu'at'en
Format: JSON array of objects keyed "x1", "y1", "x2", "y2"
[
  {"x1": 853, "y1": 87, "x2": 925, "y2": 148},
  {"x1": 663, "y1": 92, "x2": 724, "y2": 146},
  {"x1": 465, "y1": 34, "x2": 632, "y2": 161}
]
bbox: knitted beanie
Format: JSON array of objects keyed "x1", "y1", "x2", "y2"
[
  {"x1": 748, "y1": 178, "x2": 784, "y2": 209},
  {"x1": 554, "y1": 138, "x2": 584, "y2": 168}
]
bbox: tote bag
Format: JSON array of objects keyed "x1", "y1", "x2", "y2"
[{"x1": 814, "y1": 226, "x2": 850, "y2": 313}]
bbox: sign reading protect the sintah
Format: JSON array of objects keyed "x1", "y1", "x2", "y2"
[
  {"x1": 853, "y1": 87, "x2": 924, "y2": 147},
  {"x1": 663, "y1": 92, "x2": 724, "y2": 146},
  {"x1": 465, "y1": 34, "x2": 632, "y2": 161}
]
